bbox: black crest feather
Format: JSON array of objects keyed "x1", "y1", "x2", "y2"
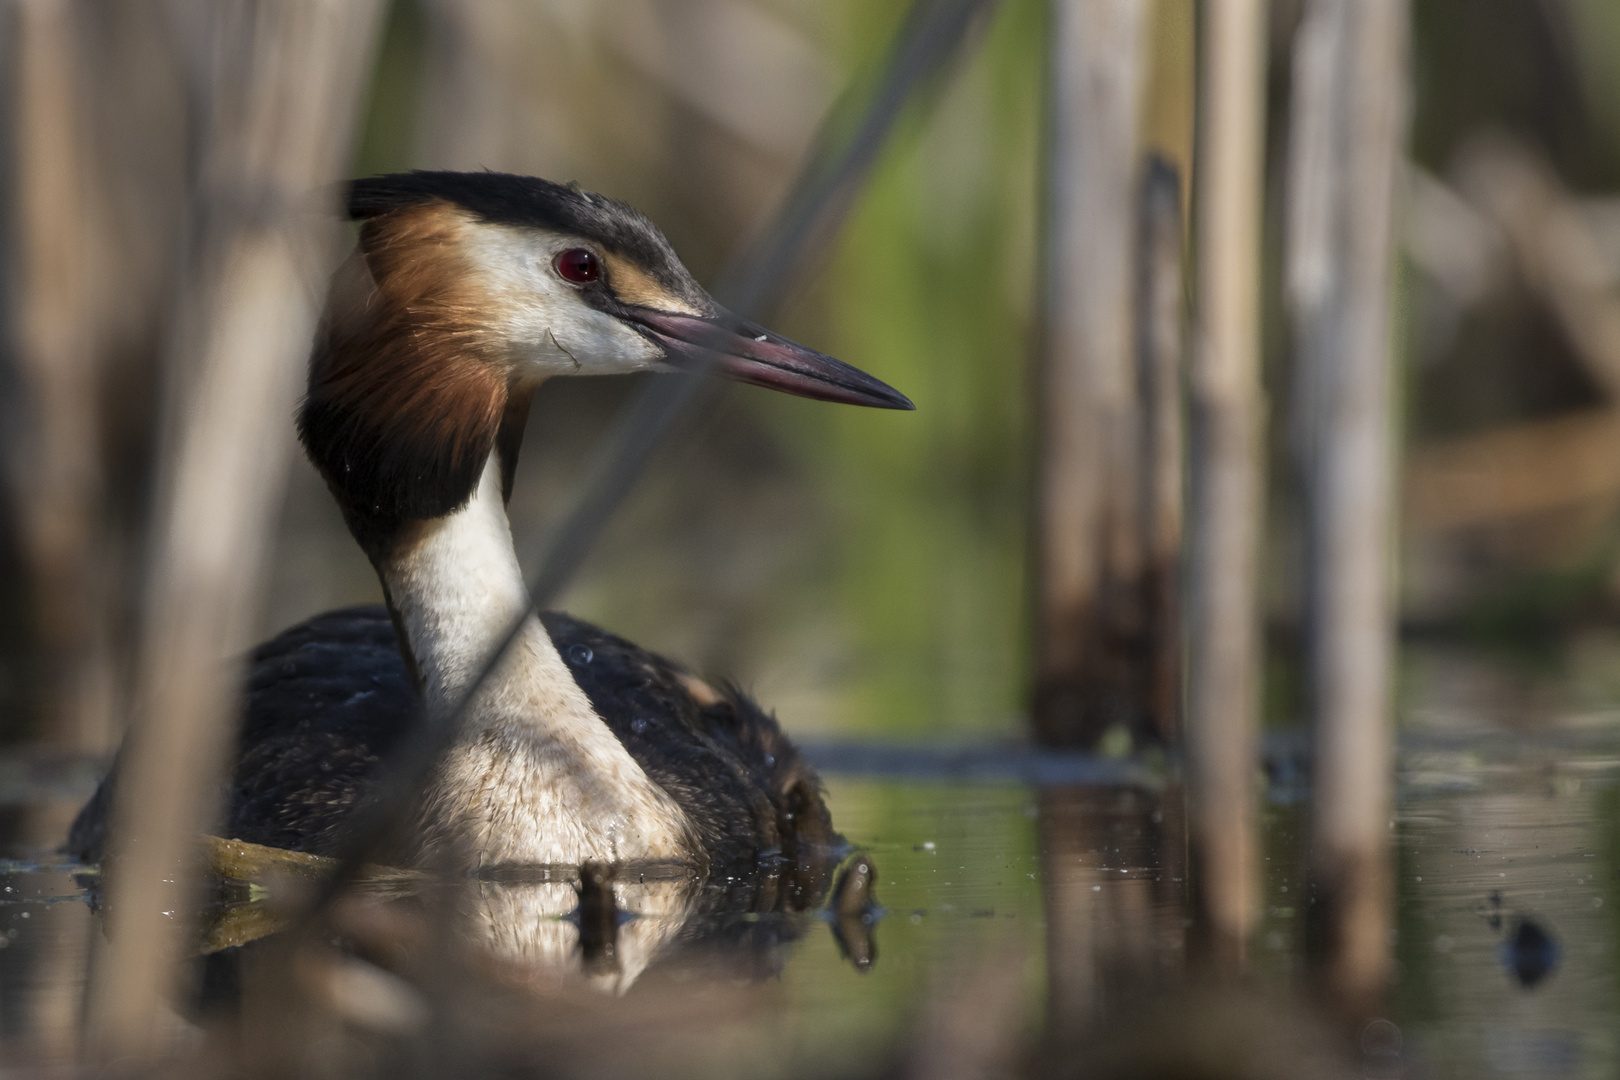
[{"x1": 347, "y1": 170, "x2": 693, "y2": 297}]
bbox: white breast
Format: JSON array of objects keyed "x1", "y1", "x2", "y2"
[{"x1": 379, "y1": 456, "x2": 691, "y2": 867}]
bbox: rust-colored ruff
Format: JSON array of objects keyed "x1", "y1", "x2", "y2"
[{"x1": 299, "y1": 201, "x2": 509, "y2": 548}]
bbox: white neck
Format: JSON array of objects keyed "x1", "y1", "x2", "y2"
[{"x1": 376, "y1": 456, "x2": 690, "y2": 867}]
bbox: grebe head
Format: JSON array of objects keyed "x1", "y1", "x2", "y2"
[{"x1": 298, "y1": 170, "x2": 911, "y2": 539}]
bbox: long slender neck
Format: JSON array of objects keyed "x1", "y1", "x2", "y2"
[
  {"x1": 369, "y1": 454, "x2": 690, "y2": 866},
  {"x1": 376, "y1": 455, "x2": 532, "y2": 714}
]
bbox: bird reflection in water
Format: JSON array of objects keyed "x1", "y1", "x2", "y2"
[
  {"x1": 179, "y1": 833, "x2": 879, "y2": 1013},
  {"x1": 827, "y1": 854, "x2": 883, "y2": 972}
]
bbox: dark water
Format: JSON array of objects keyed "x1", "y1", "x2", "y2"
[{"x1": 0, "y1": 733, "x2": 1617, "y2": 1078}]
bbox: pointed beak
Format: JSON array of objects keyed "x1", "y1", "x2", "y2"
[{"x1": 626, "y1": 308, "x2": 914, "y2": 410}]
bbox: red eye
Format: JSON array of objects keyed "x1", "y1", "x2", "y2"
[{"x1": 554, "y1": 248, "x2": 600, "y2": 284}]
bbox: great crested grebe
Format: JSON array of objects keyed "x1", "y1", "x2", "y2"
[{"x1": 69, "y1": 171, "x2": 911, "y2": 880}]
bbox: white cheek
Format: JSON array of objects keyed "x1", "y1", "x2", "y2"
[
  {"x1": 540, "y1": 305, "x2": 664, "y2": 375},
  {"x1": 466, "y1": 228, "x2": 664, "y2": 376}
]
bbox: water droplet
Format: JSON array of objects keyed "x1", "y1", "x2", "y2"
[
  {"x1": 568, "y1": 644, "x2": 593, "y2": 665},
  {"x1": 631, "y1": 718, "x2": 648, "y2": 734}
]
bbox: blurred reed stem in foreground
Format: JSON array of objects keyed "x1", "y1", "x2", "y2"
[
  {"x1": 1034, "y1": 0, "x2": 1149, "y2": 751},
  {"x1": 1033, "y1": 1, "x2": 1190, "y2": 755},
  {"x1": 6, "y1": 0, "x2": 110, "y2": 756},
  {"x1": 1185, "y1": 0, "x2": 1268, "y2": 972},
  {"x1": 1288, "y1": 0, "x2": 1408, "y2": 1021},
  {"x1": 85, "y1": 0, "x2": 385, "y2": 1060}
]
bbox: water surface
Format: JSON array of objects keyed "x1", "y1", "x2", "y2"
[{"x1": 0, "y1": 734, "x2": 1616, "y2": 1078}]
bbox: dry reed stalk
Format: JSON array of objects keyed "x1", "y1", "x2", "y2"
[
  {"x1": 6, "y1": 0, "x2": 115, "y2": 754},
  {"x1": 1456, "y1": 136, "x2": 1620, "y2": 401},
  {"x1": 85, "y1": 0, "x2": 384, "y2": 1059},
  {"x1": 1185, "y1": 0, "x2": 1267, "y2": 970},
  {"x1": 3, "y1": 5, "x2": 109, "y2": 1063},
  {"x1": 1035, "y1": 0, "x2": 1148, "y2": 748},
  {"x1": 1287, "y1": 0, "x2": 1408, "y2": 1019},
  {"x1": 1137, "y1": 156, "x2": 1185, "y2": 743}
]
